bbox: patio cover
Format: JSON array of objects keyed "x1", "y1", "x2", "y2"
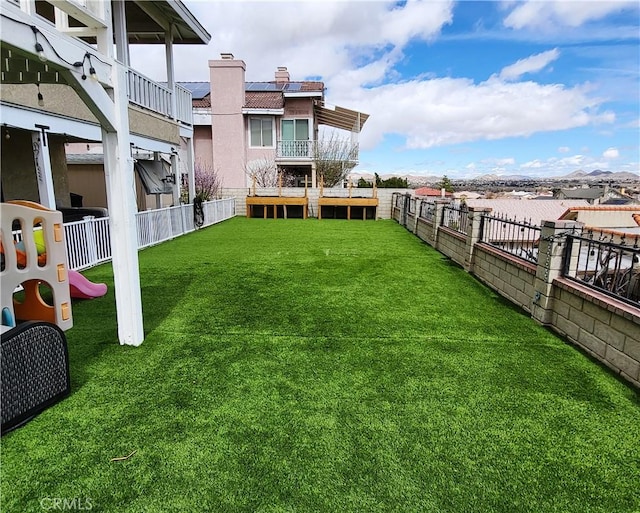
[
  {"x1": 314, "y1": 102, "x2": 369, "y2": 133},
  {"x1": 134, "y1": 160, "x2": 172, "y2": 195}
]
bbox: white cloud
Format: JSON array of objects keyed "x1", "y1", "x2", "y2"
[
  {"x1": 481, "y1": 157, "x2": 516, "y2": 166},
  {"x1": 342, "y1": 77, "x2": 615, "y2": 150},
  {"x1": 131, "y1": 0, "x2": 453, "y2": 82},
  {"x1": 603, "y1": 147, "x2": 620, "y2": 159},
  {"x1": 504, "y1": 1, "x2": 638, "y2": 30},
  {"x1": 521, "y1": 159, "x2": 544, "y2": 169},
  {"x1": 498, "y1": 48, "x2": 560, "y2": 81},
  {"x1": 517, "y1": 152, "x2": 638, "y2": 176},
  {"x1": 557, "y1": 146, "x2": 571, "y2": 153},
  {"x1": 126, "y1": 0, "x2": 631, "y2": 176}
]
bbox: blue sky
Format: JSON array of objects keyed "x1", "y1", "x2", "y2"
[{"x1": 132, "y1": 1, "x2": 640, "y2": 179}]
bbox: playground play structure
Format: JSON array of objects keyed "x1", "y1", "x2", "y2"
[
  {"x1": 0, "y1": 201, "x2": 107, "y2": 332},
  {"x1": 1, "y1": 201, "x2": 108, "y2": 433}
]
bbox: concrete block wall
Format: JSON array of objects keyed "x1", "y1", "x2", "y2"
[
  {"x1": 436, "y1": 228, "x2": 466, "y2": 268},
  {"x1": 415, "y1": 218, "x2": 435, "y2": 244},
  {"x1": 392, "y1": 193, "x2": 640, "y2": 389},
  {"x1": 552, "y1": 279, "x2": 639, "y2": 388},
  {"x1": 473, "y1": 243, "x2": 537, "y2": 313}
]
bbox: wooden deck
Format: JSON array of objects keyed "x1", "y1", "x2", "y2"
[
  {"x1": 246, "y1": 196, "x2": 309, "y2": 219},
  {"x1": 317, "y1": 196, "x2": 378, "y2": 220}
]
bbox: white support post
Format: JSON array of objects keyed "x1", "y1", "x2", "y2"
[
  {"x1": 31, "y1": 128, "x2": 56, "y2": 209},
  {"x1": 165, "y1": 25, "x2": 176, "y2": 119},
  {"x1": 187, "y1": 137, "x2": 196, "y2": 202},
  {"x1": 113, "y1": 0, "x2": 130, "y2": 66},
  {"x1": 102, "y1": 62, "x2": 144, "y2": 346},
  {"x1": 171, "y1": 152, "x2": 180, "y2": 206},
  {"x1": 94, "y1": 0, "x2": 112, "y2": 55}
]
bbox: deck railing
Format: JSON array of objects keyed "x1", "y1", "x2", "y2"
[
  {"x1": 481, "y1": 213, "x2": 542, "y2": 265},
  {"x1": 562, "y1": 230, "x2": 640, "y2": 306},
  {"x1": 175, "y1": 84, "x2": 193, "y2": 125},
  {"x1": 127, "y1": 69, "x2": 172, "y2": 118},
  {"x1": 64, "y1": 198, "x2": 235, "y2": 271},
  {"x1": 127, "y1": 70, "x2": 193, "y2": 125}
]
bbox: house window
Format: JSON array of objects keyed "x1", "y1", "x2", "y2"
[
  {"x1": 249, "y1": 117, "x2": 274, "y2": 147},
  {"x1": 281, "y1": 119, "x2": 309, "y2": 141},
  {"x1": 280, "y1": 119, "x2": 311, "y2": 157}
]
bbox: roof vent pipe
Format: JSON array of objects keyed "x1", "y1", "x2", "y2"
[{"x1": 220, "y1": 53, "x2": 234, "y2": 60}]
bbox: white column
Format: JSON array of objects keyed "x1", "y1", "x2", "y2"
[
  {"x1": 187, "y1": 137, "x2": 196, "y2": 202},
  {"x1": 102, "y1": 62, "x2": 144, "y2": 346},
  {"x1": 165, "y1": 26, "x2": 176, "y2": 119},
  {"x1": 171, "y1": 152, "x2": 180, "y2": 205},
  {"x1": 113, "y1": 0, "x2": 130, "y2": 66},
  {"x1": 31, "y1": 129, "x2": 56, "y2": 209}
]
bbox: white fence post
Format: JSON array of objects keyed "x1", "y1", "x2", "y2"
[{"x1": 83, "y1": 216, "x2": 98, "y2": 267}]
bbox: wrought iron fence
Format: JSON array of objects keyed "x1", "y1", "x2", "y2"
[
  {"x1": 419, "y1": 201, "x2": 436, "y2": 222},
  {"x1": 480, "y1": 213, "x2": 541, "y2": 264},
  {"x1": 441, "y1": 205, "x2": 469, "y2": 235},
  {"x1": 562, "y1": 230, "x2": 640, "y2": 306},
  {"x1": 64, "y1": 198, "x2": 235, "y2": 271},
  {"x1": 407, "y1": 197, "x2": 417, "y2": 215}
]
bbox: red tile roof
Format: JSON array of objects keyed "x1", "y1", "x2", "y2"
[
  {"x1": 244, "y1": 91, "x2": 284, "y2": 109},
  {"x1": 193, "y1": 94, "x2": 210, "y2": 108},
  {"x1": 415, "y1": 187, "x2": 452, "y2": 197},
  {"x1": 633, "y1": 213, "x2": 640, "y2": 226}
]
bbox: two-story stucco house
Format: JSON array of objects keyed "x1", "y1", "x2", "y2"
[
  {"x1": 181, "y1": 53, "x2": 368, "y2": 190},
  {"x1": 1, "y1": 0, "x2": 209, "y2": 346}
]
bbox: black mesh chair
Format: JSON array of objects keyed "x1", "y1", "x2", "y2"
[{"x1": 1, "y1": 321, "x2": 70, "y2": 434}]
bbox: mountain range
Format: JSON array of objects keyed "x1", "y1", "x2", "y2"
[{"x1": 350, "y1": 169, "x2": 639, "y2": 184}]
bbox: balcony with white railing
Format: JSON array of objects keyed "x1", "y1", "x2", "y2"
[
  {"x1": 127, "y1": 69, "x2": 193, "y2": 126},
  {"x1": 276, "y1": 139, "x2": 360, "y2": 163},
  {"x1": 276, "y1": 140, "x2": 314, "y2": 160}
]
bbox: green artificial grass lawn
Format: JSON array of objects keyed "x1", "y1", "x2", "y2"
[{"x1": 2, "y1": 218, "x2": 639, "y2": 513}]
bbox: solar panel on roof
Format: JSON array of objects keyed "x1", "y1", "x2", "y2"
[
  {"x1": 245, "y1": 82, "x2": 281, "y2": 92},
  {"x1": 285, "y1": 83, "x2": 302, "y2": 91},
  {"x1": 178, "y1": 82, "x2": 210, "y2": 100}
]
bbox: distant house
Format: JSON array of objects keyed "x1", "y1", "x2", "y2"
[
  {"x1": 559, "y1": 205, "x2": 640, "y2": 242},
  {"x1": 415, "y1": 187, "x2": 452, "y2": 199},
  {"x1": 464, "y1": 199, "x2": 589, "y2": 226},
  {"x1": 180, "y1": 55, "x2": 369, "y2": 189},
  {"x1": 555, "y1": 186, "x2": 635, "y2": 205}
]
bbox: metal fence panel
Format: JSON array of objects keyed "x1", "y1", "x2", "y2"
[
  {"x1": 480, "y1": 213, "x2": 541, "y2": 264},
  {"x1": 563, "y1": 231, "x2": 640, "y2": 306}
]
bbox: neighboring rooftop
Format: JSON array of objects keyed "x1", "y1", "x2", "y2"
[
  {"x1": 415, "y1": 187, "x2": 452, "y2": 198},
  {"x1": 465, "y1": 199, "x2": 589, "y2": 225}
]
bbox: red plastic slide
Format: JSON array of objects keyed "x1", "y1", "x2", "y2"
[{"x1": 68, "y1": 270, "x2": 108, "y2": 299}]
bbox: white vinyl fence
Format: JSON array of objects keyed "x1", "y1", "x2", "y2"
[{"x1": 64, "y1": 198, "x2": 235, "y2": 271}]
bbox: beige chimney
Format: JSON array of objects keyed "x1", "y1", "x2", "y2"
[{"x1": 275, "y1": 66, "x2": 290, "y2": 83}]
